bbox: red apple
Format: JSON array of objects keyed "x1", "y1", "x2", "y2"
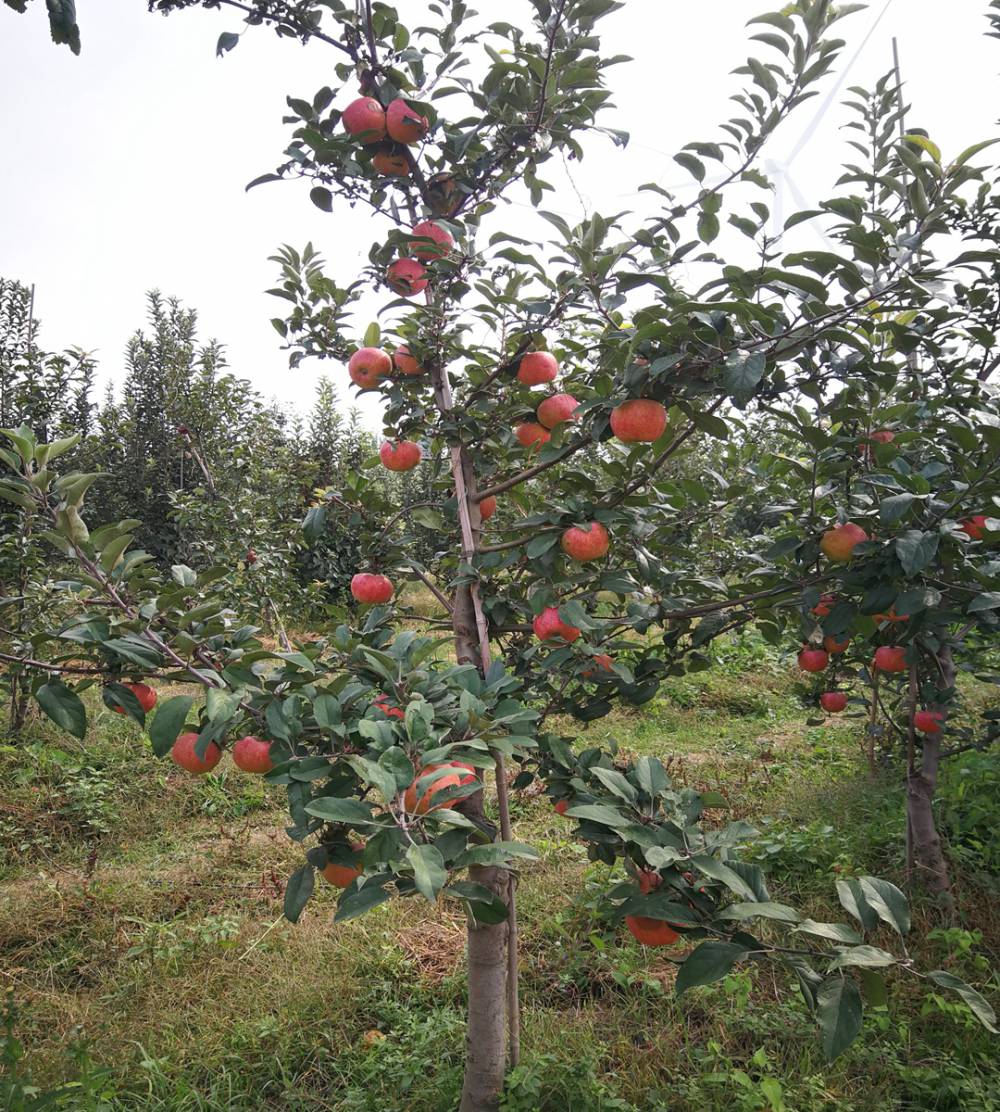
[
  {"x1": 403, "y1": 761, "x2": 477, "y2": 814},
  {"x1": 960, "y1": 515, "x2": 989, "y2": 540},
  {"x1": 322, "y1": 840, "x2": 365, "y2": 888},
  {"x1": 873, "y1": 608, "x2": 909, "y2": 624},
  {"x1": 560, "y1": 522, "x2": 610, "y2": 562},
  {"x1": 479, "y1": 496, "x2": 497, "y2": 522},
  {"x1": 246, "y1": 548, "x2": 257, "y2": 565},
  {"x1": 393, "y1": 345, "x2": 424, "y2": 376},
  {"x1": 386, "y1": 98, "x2": 429, "y2": 144},
  {"x1": 372, "y1": 149, "x2": 410, "y2": 176},
  {"x1": 410, "y1": 220, "x2": 453, "y2": 260},
  {"x1": 373, "y1": 695, "x2": 405, "y2": 720},
  {"x1": 823, "y1": 635, "x2": 850, "y2": 654},
  {"x1": 873, "y1": 645, "x2": 907, "y2": 673},
  {"x1": 379, "y1": 441, "x2": 422, "y2": 472},
  {"x1": 351, "y1": 573, "x2": 394, "y2": 605},
  {"x1": 637, "y1": 869, "x2": 662, "y2": 894},
  {"x1": 625, "y1": 916, "x2": 680, "y2": 947},
  {"x1": 820, "y1": 691, "x2": 848, "y2": 713},
  {"x1": 342, "y1": 97, "x2": 387, "y2": 143},
  {"x1": 820, "y1": 522, "x2": 868, "y2": 563},
  {"x1": 386, "y1": 258, "x2": 428, "y2": 297},
  {"x1": 798, "y1": 647, "x2": 830, "y2": 673},
  {"x1": 515, "y1": 422, "x2": 551, "y2": 448},
  {"x1": 348, "y1": 347, "x2": 392, "y2": 390},
  {"x1": 610, "y1": 399, "x2": 667, "y2": 443},
  {"x1": 232, "y1": 735, "x2": 274, "y2": 774},
  {"x1": 171, "y1": 732, "x2": 222, "y2": 774},
  {"x1": 868, "y1": 429, "x2": 895, "y2": 445},
  {"x1": 113, "y1": 681, "x2": 157, "y2": 715},
  {"x1": 582, "y1": 653, "x2": 614, "y2": 679},
  {"x1": 553, "y1": 798, "x2": 570, "y2": 816},
  {"x1": 517, "y1": 352, "x2": 558, "y2": 386},
  {"x1": 536, "y1": 393, "x2": 579, "y2": 429},
  {"x1": 914, "y1": 709, "x2": 945, "y2": 734},
  {"x1": 533, "y1": 606, "x2": 581, "y2": 643},
  {"x1": 812, "y1": 593, "x2": 836, "y2": 618}
]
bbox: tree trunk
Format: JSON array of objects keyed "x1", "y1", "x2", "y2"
[
  {"x1": 906, "y1": 648, "x2": 954, "y2": 902},
  {"x1": 459, "y1": 863, "x2": 509, "y2": 1112}
]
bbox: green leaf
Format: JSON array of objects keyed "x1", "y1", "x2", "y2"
[
  {"x1": 461, "y1": 841, "x2": 540, "y2": 866},
  {"x1": 879, "y1": 493, "x2": 915, "y2": 525},
  {"x1": 283, "y1": 864, "x2": 314, "y2": 923},
  {"x1": 304, "y1": 797, "x2": 377, "y2": 825},
  {"x1": 447, "y1": 880, "x2": 509, "y2": 924},
  {"x1": 835, "y1": 879, "x2": 878, "y2": 932},
  {"x1": 674, "y1": 152, "x2": 706, "y2": 182},
  {"x1": 816, "y1": 976, "x2": 863, "y2": 1060},
  {"x1": 379, "y1": 746, "x2": 416, "y2": 793},
  {"x1": 895, "y1": 530, "x2": 939, "y2": 577},
  {"x1": 794, "y1": 920, "x2": 863, "y2": 945},
  {"x1": 717, "y1": 901, "x2": 801, "y2": 924},
  {"x1": 927, "y1": 970, "x2": 998, "y2": 1033},
  {"x1": 36, "y1": 681, "x2": 86, "y2": 740},
  {"x1": 676, "y1": 941, "x2": 748, "y2": 994},
  {"x1": 858, "y1": 877, "x2": 910, "y2": 936},
  {"x1": 967, "y1": 592, "x2": 1000, "y2": 613},
  {"x1": 407, "y1": 843, "x2": 447, "y2": 903},
  {"x1": 697, "y1": 210, "x2": 720, "y2": 244},
  {"x1": 591, "y1": 766, "x2": 639, "y2": 803},
  {"x1": 335, "y1": 880, "x2": 391, "y2": 922},
  {"x1": 828, "y1": 945, "x2": 896, "y2": 971},
  {"x1": 148, "y1": 695, "x2": 194, "y2": 756},
  {"x1": 564, "y1": 803, "x2": 631, "y2": 829},
  {"x1": 216, "y1": 30, "x2": 240, "y2": 56},
  {"x1": 310, "y1": 186, "x2": 333, "y2": 212},
  {"x1": 689, "y1": 855, "x2": 758, "y2": 901}
]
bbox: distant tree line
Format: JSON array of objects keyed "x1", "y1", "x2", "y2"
[{"x1": 0, "y1": 278, "x2": 433, "y2": 630}]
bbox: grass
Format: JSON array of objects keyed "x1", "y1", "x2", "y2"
[{"x1": 2, "y1": 634, "x2": 999, "y2": 1111}]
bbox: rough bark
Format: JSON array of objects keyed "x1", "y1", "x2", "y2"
[
  {"x1": 429, "y1": 361, "x2": 517, "y2": 1107},
  {"x1": 459, "y1": 861, "x2": 510, "y2": 1112},
  {"x1": 906, "y1": 648, "x2": 954, "y2": 902}
]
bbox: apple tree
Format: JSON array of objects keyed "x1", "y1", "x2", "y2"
[{"x1": 4, "y1": 2, "x2": 999, "y2": 1109}]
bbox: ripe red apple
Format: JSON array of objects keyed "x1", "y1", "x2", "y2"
[
  {"x1": 820, "y1": 691, "x2": 848, "y2": 713},
  {"x1": 610, "y1": 399, "x2": 667, "y2": 443},
  {"x1": 820, "y1": 522, "x2": 868, "y2": 563},
  {"x1": 823, "y1": 635, "x2": 850, "y2": 654},
  {"x1": 873, "y1": 608, "x2": 909, "y2": 624},
  {"x1": 342, "y1": 97, "x2": 387, "y2": 143},
  {"x1": 798, "y1": 647, "x2": 830, "y2": 673},
  {"x1": 393, "y1": 345, "x2": 424, "y2": 376},
  {"x1": 379, "y1": 441, "x2": 421, "y2": 472},
  {"x1": 517, "y1": 352, "x2": 558, "y2": 386},
  {"x1": 873, "y1": 645, "x2": 907, "y2": 673},
  {"x1": 232, "y1": 735, "x2": 274, "y2": 774},
  {"x1": 479, "y1": 495, "x2": 497, "y2": 522},
  {"x1": 811, "y1": 593, "x2": 836, "y2": 618},
  {"x1": 536, "y1": 393, "x2": 579, "y2": 429},
  {"x1": 914, "y1": 709, "x2": 945, "y2": 734},
  {"x1": 171, "y1": 732, "x2": 222, "y2": 774},
  {"x1": 386, "y1": 98, "x2": 429, "y2": 144},
  {"x1": 403, "y1": 761, "x2": 477, "y2": 814},
  {"x1": 373, "y1": 695, "x2": 405, "y2": 719},
  {"x1": 372, "y1": 149, "x2": 409, "y2": 176},
  {"x1": 533, "y1": 606, "x2": 581, "y2": 643},
  {"x1": 113, "y1": 681, "x2": 157, "y2": 715},
  {"x1": 322, "y1": 841, "x2": 365, "y2": 888},
  {"x1": 350, "y1": 573, "x2": 394, "y2": 605},
  {"x1": 560, "y1": 522, "x2": 610, "y2": 562},
  {"x1": 515, "y1": 422, "x2": 551, "y2": 448},
  {"x1": 410, "y1": 220, "x2": 453, "y2": 260},
  {"x1": 246, "y1": 548, "x2": 257, "y2": 565},
  {"x1": 348, "y1": 347, "x2": 392, "y2": 390},
  {"x1": 868, "y1": 429, "x2": 895, "y2": 445},
  {"x1": 625, "y1": 915, "x2": 680, "y2": 947},
  {"x1": 553, "y1": 798, "x2": 570, "y2": 816},
  {"x1": 582, "y1": 653, "x2": 614, "y2": 679},
  {"x1": 637, "y1": 868, "x2": 662, "y2": 894},
  {"x1": 960, "y1": 515, "x2": 989, "y2": 540},
  {"x1": 386, "y1": 258, "x2": 428, "y2": 297}
]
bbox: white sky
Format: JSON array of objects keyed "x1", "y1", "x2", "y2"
[{"x1": 1, "y1": 1, "x2": 998, "y2": 430}]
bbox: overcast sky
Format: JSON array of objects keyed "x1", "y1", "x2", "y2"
[{"x1": 1, "y1": 1, "x2": 998, "y2": 429}]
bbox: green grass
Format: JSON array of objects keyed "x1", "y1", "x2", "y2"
[{"x1": 2, "y1": 637, "x2": 999, "y2": 1111}]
